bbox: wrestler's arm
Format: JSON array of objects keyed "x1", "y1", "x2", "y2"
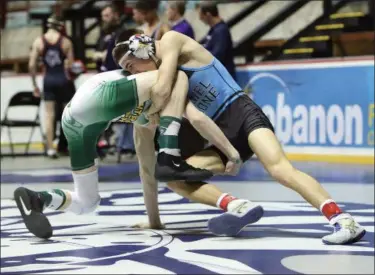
[
  {"x1": 156, "y1": 23, "x2": 171, "y2": 40},
  {"x1": 133, "y1": 123, "x2": 164, "y2": 228},
  {"x1": 29, "y1": 38, "x2": 41, "y2": 96},
  {"x1": 63, "y1": 38, "x2": 74, "y2": 69},
  {"x1": 148, "y1": 31, "x2": 184, "y2": 114},
  {"x1": 185, "y1": 102, "x2": 242, "y2": 176}
]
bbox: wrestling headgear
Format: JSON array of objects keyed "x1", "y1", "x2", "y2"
[
  {"x1": 116, "y1": 34, "x2": 159, "y2": 67},
  {"x1": 47, "y1": 16, "x2": 65, "y2": 32}
]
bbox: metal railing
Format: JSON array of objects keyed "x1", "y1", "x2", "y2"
[
  {"x1": 262, "y1": 0, "x2": 371, "y2": 61},
  {"x1": 233, "y1": 0, "x2": 312, "y2": 62}
]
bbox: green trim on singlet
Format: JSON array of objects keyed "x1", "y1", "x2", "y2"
[
  {"x1": 99, "y1": 77, "x2": 139, "y2": 121},
  {"x1": 63, "y1": 120, "x2": 108, "y2": 171},
  {"x1": 62, "y1": 76, "x2": 140, "y2": 171},
  {"x1": 132, "y1": 78, "x2": 139, "y2": 107}
]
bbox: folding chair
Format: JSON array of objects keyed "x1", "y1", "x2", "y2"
[{"x1": 0, "y1": 91, "x2": 46, "y2": 157}]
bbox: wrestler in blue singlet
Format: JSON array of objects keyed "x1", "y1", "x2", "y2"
[
  {"x1": 177, "y1": 57, "x2": 274, "y2": 162},
  {"x1": 179, "y1": 58, "x2": 244, "y2": 120}
]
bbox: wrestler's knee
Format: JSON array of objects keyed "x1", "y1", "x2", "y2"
[
  {"x1": 186, "y1": 150, "x2": 225, "y2": 174},
  {"x1": 166, "y1": 181, "x2": 182, "y2": 191},
  {"x1": 166, "y1": 180, "x2": 207, "y2": 194},
  {"x1": 265, "y1": 157, "x2": 295, "y2": 185}
]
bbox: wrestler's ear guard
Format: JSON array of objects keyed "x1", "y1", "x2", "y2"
[{"x1": 116, "y1": 34, "x2": 160, "y2": 68}]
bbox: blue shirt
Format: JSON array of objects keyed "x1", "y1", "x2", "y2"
[
  {"x1": 200, "y1": 21, "x2": 236, "y2": 80},
  {"x1": 171, "y1": 19, "x2": 195, "y2": 39},
  {"x1": 179, "y1": 58, "x2": 243, "y2": 120}
]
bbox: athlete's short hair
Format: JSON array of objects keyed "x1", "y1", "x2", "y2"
[
  {"x1": 169, "y1": 1, "x2": 186, "y2": 16},
  {"x1": 199, "y1": 2, "x2": 219, "y2": 17},
  {"x1": 134, "y1": 0, "x2": 160, "y2": 12},
  {"x1": 112, "y1": 28, "x2": 144, "y2": 64},
  {"x1": 47, "y1": 14, "x2": 64, "y2": 32},
  {"x1": 102, "y1": 3, "x2": 120, "y2": 15}
]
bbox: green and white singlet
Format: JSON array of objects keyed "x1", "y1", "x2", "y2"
[{"x1": 61, "y1": 69, "x2": 147, "y2": 171}]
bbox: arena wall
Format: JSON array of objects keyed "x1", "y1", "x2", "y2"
[{"x1": 1, "y1": 57, "x2": 374, "y2": 164}]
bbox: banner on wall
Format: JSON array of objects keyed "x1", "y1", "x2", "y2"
[
  {"x1": 236, "y1": 60, "x2": 374, "y2": 157},
  {"x1": 1, "y1": 59, "x2": 374, "y2": 162}
]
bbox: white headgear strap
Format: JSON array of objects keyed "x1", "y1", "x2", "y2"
[{"x1": 116, "y1": 41, "x2": 131, "y2": 69}]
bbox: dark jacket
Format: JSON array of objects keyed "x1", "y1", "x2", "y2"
[{"x1": 200, "y1": 21, "x2": 236, "y2": 80}]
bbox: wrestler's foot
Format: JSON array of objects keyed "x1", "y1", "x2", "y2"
[
  {"x1": 14, "y1": 187, "x2": 53, "y2": 239},
  {"x1": 47, "y1": 149, "x2": 58, "y2": 159},
  {"x1": 155, "y1": 152, "x2": 213, "y2": 182},
  {"x1": 322, "y1": 213, "x2": 366, "y2": 245},
  {"x1": 208, "y1": 200, "x2": 264, "y2": 237}
]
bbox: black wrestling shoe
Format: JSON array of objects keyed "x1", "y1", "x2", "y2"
[
  {"x1": 14, "y1": 187, "x2": 53, "y2": 239},
  {"x1": 155, "y1": 152, "x2": 213, "y2": 182}
]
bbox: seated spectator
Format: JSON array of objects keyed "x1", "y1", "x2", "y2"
[
  {"x1": 166, "y1": 1, "x2": 195, "y2": 39},
  {"x1": 133, "y1": 0, "x2": 169, "y2": 39},
  {"x1": 197, "y1": 2, "x2": 236, "y2": 79}
]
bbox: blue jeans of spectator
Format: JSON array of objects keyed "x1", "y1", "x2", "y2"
[{"x1": 116, "y1": 123, "x2": 135, "y2": 152}]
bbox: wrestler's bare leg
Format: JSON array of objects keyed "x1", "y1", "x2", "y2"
[
  {"x1": 167, "y1": 150, "x2": 225, "y2": 207},
  {"x1": 167, "y1": 149, "x2": 263, "y2": 236},
  {"x1": 248, "y1": 128, "x2": 365, "y2": 244}
]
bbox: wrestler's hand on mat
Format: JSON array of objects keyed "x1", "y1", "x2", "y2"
[
  {"x1": 225, "y1": 157, "x2": 243, "y2": 176},
  {"x1": 131, "y1": 222, "x2": 165, "y2": 230}
]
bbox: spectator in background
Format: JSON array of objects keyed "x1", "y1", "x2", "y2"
[
  {"x1": 166, "y1": 1, "x2": 195, "y2": 39},
  {"x1": 133, "y1": 0, "x2": 169, "y2": 39},
  {"x1": 132, "y1": 3, "x2": 146, "y2": 26},
  {"x1": 93, "y1": 3, "x2": 121, "y2": 72},
  {"x1": 96, "y1": 3, "x2": 136, "y2": 160},
  {"x1": 197, "y1": 2, "x2": 236, "y2": 79}
]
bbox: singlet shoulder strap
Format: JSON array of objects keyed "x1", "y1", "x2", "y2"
[
  {"x1": 57, "y1": 35, "x2": 65, "y2": 53},
  {"x1": 57, "y1": 34, "x2": 63, "y2": 46},
  {"x1": 41, "y1": 35, "x2": 48, "y2": 46},
  {"x1": 40, "y1": 35, "x2": 48, "y2": 55},
  {"x1": 178, "y1": 58, "x2": 216, "y2": 72}
]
